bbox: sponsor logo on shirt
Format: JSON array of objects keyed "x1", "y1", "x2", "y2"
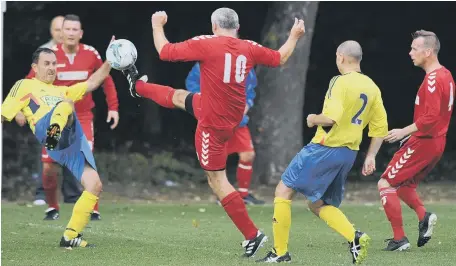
[
  {"x1": 57, "y1": 71, "x2": 89, "y2": 81},
  {"x1": 41, "y1": 95, "x2": 64, "y2": 106}
]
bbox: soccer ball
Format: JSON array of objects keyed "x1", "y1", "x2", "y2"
[{"x1": 106, "y1": 39, "x2": 137, "y2": 70}]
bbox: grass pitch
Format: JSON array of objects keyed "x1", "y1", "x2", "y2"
[{"x1": 2, "y1": 202, "x2": 456, "y2": 265}]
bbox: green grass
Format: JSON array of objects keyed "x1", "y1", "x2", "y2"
[{"x1": 2, "y1": 202, "x2": 456, "y2": 265}]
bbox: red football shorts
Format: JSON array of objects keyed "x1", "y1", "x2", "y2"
[
  {"x1": 381, "y1": 135, "x2": 446, "y2": 188},
  {"x1": 41, "y1": 119, "x2": 94, "y2": 163},
  {"x1": 186, "y1": 92, "x2": 253, "y2": 170},
  {"x1": 226, "y1": 126, "x2": 254, "y2": 155},
  {"x1": 195, "y1": 124, "x2": 235, "y2": 171}
]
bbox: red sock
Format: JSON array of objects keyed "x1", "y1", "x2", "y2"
[
  {"x1": 237, "y1": 160, "x2": 253, "y2": 198},
  {"x1": 221, "y1": 191, "x2": 258, "y2": 240},
  {"x1": 93, "y1": 201, "x2": 99, "y2": 212},
  {"x1": 397, "y1": 186, "x2": 426, "y2": 221},
  {"x1": 42, "y1": 169, "x2": 59, "y2": 210},
  {"x1": 379, "y1": 187, "x2": 404, "y2": 240},
  {"x1": 136, "y1": 81, "x2": 176, "y2": 109}
]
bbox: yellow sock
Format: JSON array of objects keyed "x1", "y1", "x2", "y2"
[
  {"x1": 50, "y1": 102, "x2": 73, "y2": 129},
  {"x1": 273, "y1": 197, "x2": 292, "y2": 256},
  {"x1": 64, "y1": 191, "x2": 98, "y2": 240},
  {"x1": 319, "y1": 205, "x2": 355, "y2": 242}
]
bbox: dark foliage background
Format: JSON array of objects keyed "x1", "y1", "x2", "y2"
[{"x1": 2, "y1": 2, "x2": 455, "y2": 200}]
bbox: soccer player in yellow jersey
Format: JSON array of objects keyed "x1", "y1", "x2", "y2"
[
  {"x1": 257, "y1": 41, "x2": 388, "y2": 264},
  {"x1": 1, "y1": 41, "x2": 114, "y2": 248}
]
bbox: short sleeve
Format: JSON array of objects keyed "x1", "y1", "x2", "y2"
[
  {"x1": 322, "y1": 76, "x2": 344, "y2": 124},
  {"x1": 1, "y1": 80, "x2": 29, "y2": 121},
  {"x1": 247, "y1": 40, "x2": 280, "y2": 67},
  {"x1": 160, "y1": 36, "x2": 213, "y2": 62},
  {"x1": 368, "y1": 94, "x2": 388, "y2": 138},
  {"x1": 63, "y1": 82, "x2": 88, "y2": 102}
]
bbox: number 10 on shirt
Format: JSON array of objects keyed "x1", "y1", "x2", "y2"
[{"x1": 224, "y1": 53, "x2": 247, "y2": 83}]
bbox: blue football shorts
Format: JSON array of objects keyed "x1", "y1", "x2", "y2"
[
  {"x1": 34, "y1": 105, "x2": 97, "y2": 181},
  {"x1": 281, "y1": 143, "x2": 357, "y2": 207}
]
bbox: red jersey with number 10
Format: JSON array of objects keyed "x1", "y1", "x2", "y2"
[
  {"x1": 160, "y1": 35, "x2": 281, "y2": 129},
  {"x1": 413, "y1": 66, "x2": 454, "y2": 138}
]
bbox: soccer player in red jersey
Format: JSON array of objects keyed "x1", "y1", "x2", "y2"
[
  {"x1": 26, "y1": 14, "x2": 120, "y2": 221},
  {"x1": 186, "y1": 63, "x2": 264, "y2": 205},
  {"x1": 379, "y1": 30, "x2": 454, "y2": 251},
  {"x1": 121, "y1": 8, "x2": 305, "y2": 257}
]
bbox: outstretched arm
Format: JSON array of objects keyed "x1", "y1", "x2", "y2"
[
  {"x1": 151, "y1": 11, "x2": 170, "y2": 55},
  {"x1": 278, "y1": 18, "x2": 306, "y2": 65},
  {"x1": 86, "y1": 61, "x2": 112, "y2": 93},
  {"x1": 85, "y1": 36, "x2": 116, "y2": 93},
  {"x1": 250, "y1": 18, "x2": 305, "y2": 68}
]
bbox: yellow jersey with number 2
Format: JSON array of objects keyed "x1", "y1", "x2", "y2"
[{"x1": 311, "y1": 72, "x2": 388, "y2": 150}]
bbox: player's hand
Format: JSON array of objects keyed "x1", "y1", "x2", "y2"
[
  {"x1": 306, "y1": 114, "x2": 316, "y2": 128},
  {"x1": 107, "y1": 110, "x2": 119, "y2": 129},
  {"x1": 362, "y1": 155, "x2": 376, "y2": 176},
  {"x1": 152, "y1": 11, "x2": 168, "y2": 28},
  {"x1": 110, "y1": 35, "x2": 116, "y2": 44},
  {"x1": 384, "y1": 128, "x2": 407, "y2": 143},
  {"x1": 14, "y1": 112, "x2": 26, "y2": 127},
  {"x1": 290, "y1": 18, "x2": 305, "y2": 40}
]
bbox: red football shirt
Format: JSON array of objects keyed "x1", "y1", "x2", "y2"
[
  {"x1": 27, "y1": 43, "x2": 118, "y2": 120},
  {"x1": 414, "y1": 66, "x2": 455, "y2": 138},
  {"x1": 160, "y1": 35, "x2": 280, "y2": 129}
]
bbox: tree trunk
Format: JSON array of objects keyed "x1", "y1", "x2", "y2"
[{"x1": 251, "y1": 2, "x2": 319, "y2": 184}]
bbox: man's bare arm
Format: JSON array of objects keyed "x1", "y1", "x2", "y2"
[
  {"x1": 366, "y1": 137, "x2": 384, "y2": 158},
  {"x1": 151, "y1": 11, "x2": 170, "y2": 55},
  {"x1": 278, "y1": 18, "x2": 305, "y2": 65},
  {"x1": 86, "y1": 61, "x2": 112, "y2": 93},
  {"x1": 153, "y1": 27, "x2": 169, "y2": 55},
  {"x1": 307, "y1": 114, "x2": 335, "y2": 127}
]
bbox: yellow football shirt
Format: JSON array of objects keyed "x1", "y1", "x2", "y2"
[
  {"x1": 1, "y1": 78, "x2": 88, "y2": 133},
  {"x1": 311, "y1": 72, "x2": 388, "y2": 150}
]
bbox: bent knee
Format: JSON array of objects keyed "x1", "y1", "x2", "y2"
[
  {"x1": 377, "y1": 178, "x2": 391, "y2": 189},
  {"x1": 307, "y1": 200, "x2": 325, "y2": 216},
  {"x1": 82, "y1": 168, "x2": 103, "y2": 195},
  {"x1": 274, "y1": 180, "x2": 294, "y2": 199},
  {"x1": 172, "y1": 89, "x2": 190, "y2": 110},
  {"x1": 86, "y1": 178, "x2": 102, "y2": 196},
  {"x1": 239, "y1": 151, "x2": 255, "y2": 162},
  {"x1": 94, "y1": 179, "x2": 103, "y2": 194}
]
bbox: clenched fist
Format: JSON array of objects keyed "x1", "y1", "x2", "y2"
[{"x1": 151, "y1": 11, "x2": 168, "y2": 28}]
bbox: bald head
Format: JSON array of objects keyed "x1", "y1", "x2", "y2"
[
  {"x1": 50, "y1": 16, "x2": 64, "y2": 44},
  {"x1": 337, "y1": 40, "x2": 363, "y2": 62}
]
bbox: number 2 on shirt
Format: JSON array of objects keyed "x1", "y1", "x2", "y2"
[
  {"x1": 352, "y1": 93, "x2": 368, "y2": 125},
  {"x1": 223, "y1": 53, "x2": 247, "y2": 83}
]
